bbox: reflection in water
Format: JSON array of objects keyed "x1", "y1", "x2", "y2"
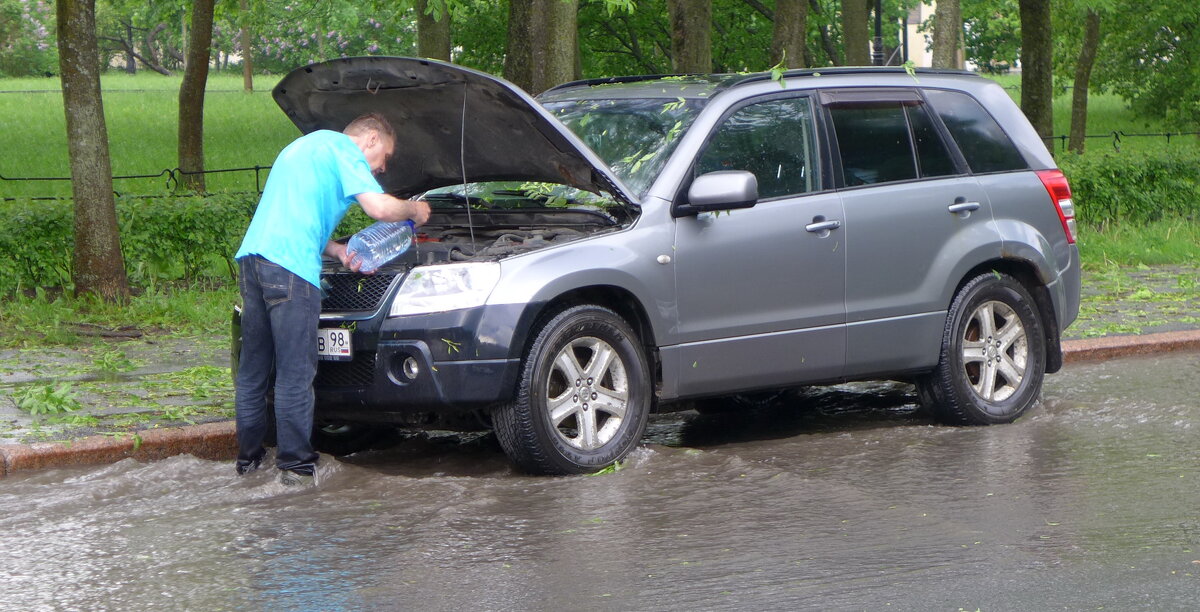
[{"x1": 1, "y1": 352, "x2": 1197, "y2": 610}]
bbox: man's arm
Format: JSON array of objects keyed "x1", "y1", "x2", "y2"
[
  {"x1": 356, "y1": 192, "x2": 431, "y2": 225},
  {"x1": 325, "y1": 240, "x2": 360, "y2": 271}
]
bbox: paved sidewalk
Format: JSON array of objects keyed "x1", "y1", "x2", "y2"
[{"x1": 1, "y1": 264, "x2": 1198, "y2": 477}]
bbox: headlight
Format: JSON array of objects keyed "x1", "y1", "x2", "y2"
[{"x1": 388, "y1": 262, "x2": 501, "y2": 317}]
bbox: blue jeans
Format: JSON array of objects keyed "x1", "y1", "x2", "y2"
[{"x1": 235, "y1": 255, "x2": 320, "y2": 475}]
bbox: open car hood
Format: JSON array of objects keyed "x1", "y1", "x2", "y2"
[{"x1": 272, "y1": 56, "x2": 636, "y2": 206}]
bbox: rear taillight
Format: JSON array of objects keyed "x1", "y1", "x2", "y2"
[{"x1": 1036, "y1": 169, "x2": 1077, "y2": 244}]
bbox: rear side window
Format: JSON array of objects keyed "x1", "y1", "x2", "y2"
[
  {"x1": 908, "y1": 104, "x2": 957, "y2": 177},
  {"x1": 828, "y1": 101, "x2": 957, "y2": 186},
  {"x1": 924, "y1": 89, "x2": 1028, "y2": 173},
  {"x1": 695, "y1": 97, "x2": 817, "y2": 199}
]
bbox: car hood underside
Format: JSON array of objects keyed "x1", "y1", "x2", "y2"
[{"x1": 272, "y1": 56, "x2": 636, "y2": 206}]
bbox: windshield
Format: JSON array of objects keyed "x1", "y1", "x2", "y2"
[{"x1": 543, "y1": 97, "x2": 705, "y2": 197}]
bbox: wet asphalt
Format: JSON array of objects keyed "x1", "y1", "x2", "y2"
[{"x1": 0, "y1": 350, "x2": 1196, "y2": 610}]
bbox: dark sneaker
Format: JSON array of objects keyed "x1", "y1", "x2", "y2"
[
  {"x1": 279, "y1": 470, "x2": 316, "y2": 487},
  {"x1": 236, "y1": 457, "x2": 262, "y2": 475}
]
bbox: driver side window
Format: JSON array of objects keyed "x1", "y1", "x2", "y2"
[{"x1": 696, "y1": 97, "x2": 817, "y2": 200}]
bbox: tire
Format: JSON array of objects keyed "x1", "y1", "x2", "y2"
[
  {"x1": 917, "y1": 272, "x2": 1047, "y2": 425},
  {"x1": 493, "y1": 305, "x2": 652, "y2": 475}
]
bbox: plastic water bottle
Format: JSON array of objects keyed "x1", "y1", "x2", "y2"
[{"x1": 346, "y1": 220, "x2": 415, "y2": 273}]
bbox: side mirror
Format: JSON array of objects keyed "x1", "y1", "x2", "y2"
[{"x1": 679, "y1": 170, "x2": 758, "y2": 216}]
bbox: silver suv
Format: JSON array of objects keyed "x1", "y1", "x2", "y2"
[{"x1": 234, "y1": 57, "x2": 1081, "y2": 474}]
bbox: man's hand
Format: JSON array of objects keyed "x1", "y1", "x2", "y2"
[
  {"x1": 324, "y1": 240, "x2": 368, "y2": 273},
  {"x1": 406, "y1": 198, "x2": 432, "y2": 225}
]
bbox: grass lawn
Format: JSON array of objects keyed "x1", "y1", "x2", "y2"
[
  {"x1": 986, "y1": 73, "x2": 1200, "y2": 155},
  {"x1": 4, "y1": 70, "x2": 1198, "y2": 198},
  {"x1": 0, "y1": 72, "x2": 295, "y2": 198}
]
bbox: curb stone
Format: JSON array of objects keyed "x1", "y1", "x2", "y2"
[
  {"x1": 1061, "y1": 329, "x2": 1200, "y2": 363},
  {"x1": 0, "y1": 421, "x2": 236, "y2": 478},
  {"x1": 1, "y1": 331, "x2": 1197, "y2": 479}
]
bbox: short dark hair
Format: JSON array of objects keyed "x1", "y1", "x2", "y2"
[{"x1": 343, "y1": 113, "x2": 395, "y2": 142}]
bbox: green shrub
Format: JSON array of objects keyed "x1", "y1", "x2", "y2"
[
  {"x1": 0, "y1": 193, "x2": 256, "y2": 294},
  {"x1": 117, "y1": 192, "x2": 256, "y2": 283},
  {"x1": 0, "y1": 192, "x2": 389, "y2": 295},
  {"x1": 1058, "y1": 148, "x2": 1200, "y2": 225}
]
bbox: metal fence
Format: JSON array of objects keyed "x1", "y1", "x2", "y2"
[
  {"x1": 0, "y1": 165, "x2": 271, "y2": 201},
  {"x1": 1043, "y1": 131, "x2": 1200, "y2": 153},
  {"x1": 4, "y1": 128, "x2": 1200, "y2": 200}
]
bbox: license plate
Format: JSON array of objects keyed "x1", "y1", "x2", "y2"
[{"x1": 317, "y1": 328, "x2": 352, "y2": 361}]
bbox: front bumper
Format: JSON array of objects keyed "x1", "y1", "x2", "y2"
[{"x1": 230, "y1": 302, "x2": 534, "y2": 421}]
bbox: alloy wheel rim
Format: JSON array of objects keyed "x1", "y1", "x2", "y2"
[
  {"x1": 544, "y1": 336, "x2": 629, "y2": 450},
  {"x1": 960, "y1": 300, "x2": 1028, "y2": 403}
]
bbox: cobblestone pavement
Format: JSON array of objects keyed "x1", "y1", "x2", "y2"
[{"x1": 1067, "y1": 263, "x2": 1200, "y2": 340}]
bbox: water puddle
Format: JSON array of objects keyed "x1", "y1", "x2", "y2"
[{"x1": 2, "y1": 351, "x2": 1197, "y2": 609}]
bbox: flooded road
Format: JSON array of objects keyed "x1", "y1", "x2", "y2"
[{"x1": 2, "y1": 352, "x2": 1197, "y2": 610}]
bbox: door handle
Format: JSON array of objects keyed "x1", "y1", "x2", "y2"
[
  {"x1": 948, "y1": 201, "x2": 981, "y2": 214},
  {"x1": 805, "y1": 219, "x2": 841, "y2": 233}
]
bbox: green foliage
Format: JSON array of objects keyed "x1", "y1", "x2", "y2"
[
  {"x1": 333, "y1": 204, "x2": 375, "y2": 240},
  {"x1": 1081, "y1": 0, "x2": 1200, "y2": 129},
  {"x1": 10, "y1": 382, "x2": 82, "y2": 416},
  {"x1": 960, "y1": 0, "x2": 1021, "y2": 72},
  {"x1": 149, "y1": 365, "x2": 232, "y2": 401},
  {"x1": 0, "y1": 197, "x2": 74, "y2": 290},
  {"x1": 0, "y1": 0, "x2": 56, "y2": 77},
  {"x1": 117, "y1": 192, "x2": 257, "y2": 283},
  {"x1": 1058, "y1": 148, "x2": 1200, "y2": 225},
  {"x1": 250, "y1": 1, "x2": 418, "y2": 73},
  {"x1": 0, "y1": 193, "x2": 256, "y2": 294},
  {"x1": 589, "y1": 460, "x2": 624, "y2": 475},
  {"x1": 93, "y1": 349, "x2": 139, "y2": 374}
]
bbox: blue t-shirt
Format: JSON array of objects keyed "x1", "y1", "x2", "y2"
[{"x1": 235, "y1": 130, "x2": 384, "y2": 287}]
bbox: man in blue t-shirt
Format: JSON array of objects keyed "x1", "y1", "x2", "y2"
[{"x1": 234, "y1": 113, "x2": 430, "y2": 486}]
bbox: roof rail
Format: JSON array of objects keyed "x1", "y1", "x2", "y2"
[
  {"x1": 542, "y1": 73, "x2": 706, "y2": 94},
  {"x1": 544, "y1": 66, "x2": 979, "y2": 95}
]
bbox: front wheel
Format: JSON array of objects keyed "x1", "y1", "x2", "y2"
[
  {"x1": 917, "y1": 272, "x2": 1047, "y2": 425},
  {"x1": 493, "y1": 305, "x2": 652, "y2": 475}
]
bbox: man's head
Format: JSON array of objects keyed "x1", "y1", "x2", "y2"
[{"x1": 344, "y1": 113, "x2": 395, "y2": 175}]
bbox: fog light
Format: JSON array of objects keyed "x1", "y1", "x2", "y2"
[{"x1": 402, "y1": 356, "x2": 420, "y2": 380}]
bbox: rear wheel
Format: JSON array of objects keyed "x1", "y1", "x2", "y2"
[
  {"x1": 493, "y1": 305, "x2": 652, "y2": 475},
  {"x1": 917, "y1": 272, "x2": 1046, "y2": 425}
]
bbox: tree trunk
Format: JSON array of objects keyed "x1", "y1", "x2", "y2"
[
  {"x1": 667, "y1": 0, "x2": 711, "y2": 73},
  {"x1": 503, "y1": 0, "x2": 534, "y2": 91},
  {"x1": 771, "y1": 0, "x2": 809, "y2": 68},
  {"x1": 531, "y1": 0, "x2": 577, "y2": 92},
  {"x1": 123, "y1": 22, "x2": 136, "y2": 73},
  {"x1": 179, "y1": 0, "x2": 215, "y2": 193},
  {"x1": 417, "y1": 0, "x2": 452, "y2": 61},
  {"x1": 931, "y1": 0, "x2": 962, "y2": 69},
  {"x1": 239, "y1": 0, "x2": 253, "y2": 92},
  {"x1": 505, "y1": 0, "x2": 577, "y2": 94},
  {"x1": 842, "y1": 0, "x2": 870, "y2": 65},
  {"x1": 142, "y1": 23, "x2": 172, "y2": 75},
  {"x1": 56, "y1": 0, "x2": 130, "y2": 301},
  {"x1": 1069, "y1": 9, "x2": 1101, "y2": 155},
  {"x1": 1019, "y1": 0, "x2": 1053, "y2": 141}
]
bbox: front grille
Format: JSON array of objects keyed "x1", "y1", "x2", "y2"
[
  {"x1": 321, "y1": 273, "x2": 397, "y2": 311},
  {"x1": 315, "y1": 353, "x2": 377, "y2": 387}
]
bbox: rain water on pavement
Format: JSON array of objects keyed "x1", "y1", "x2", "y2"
[{"x1": 1, "y1": 351, "x2": 1197, "y2": 610}]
